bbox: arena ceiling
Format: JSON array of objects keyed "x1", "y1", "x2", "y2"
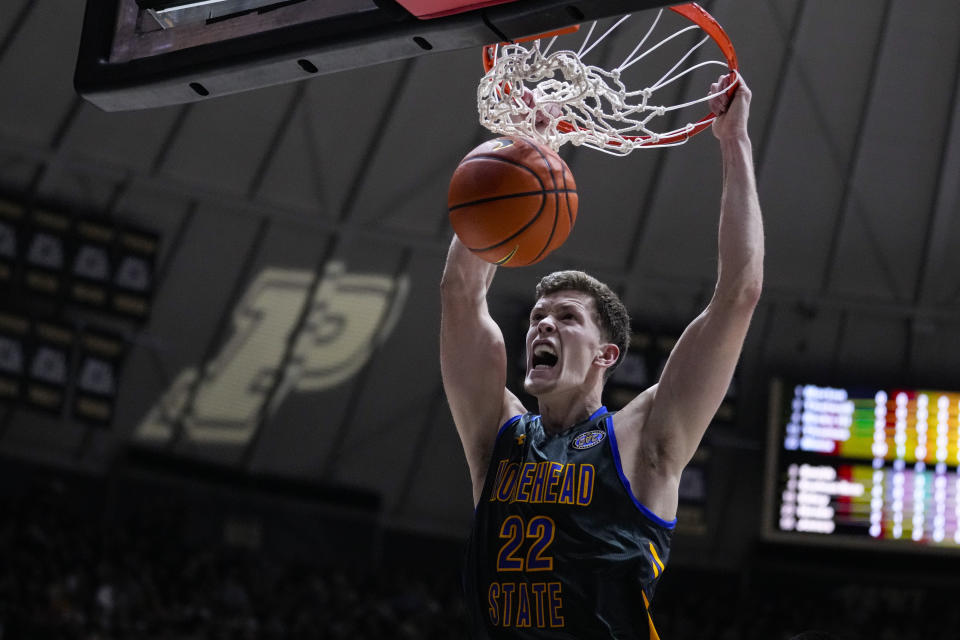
[{"x1": 1, "y1": 0, "x2": 959, "y2": 539}]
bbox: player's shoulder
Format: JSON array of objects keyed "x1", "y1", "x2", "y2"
[
  {"x1": 493, "y1": 408, "x2": 531, "y2": 435},
  {"x1": 499, "y1": 390, "x2": 528, "y2": 429},
  {"x1": 503, "y1": 410, "x2": 539, "y2": 433}
]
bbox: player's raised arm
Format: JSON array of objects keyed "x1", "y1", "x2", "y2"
[
  {"x1": 440, "y1": 236, "x2": 526, "y2": 503},
  {"x1": 628, "y1": 73, "x2": 764, "y2": 503}
]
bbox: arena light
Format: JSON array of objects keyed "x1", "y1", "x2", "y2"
[
  {"x1": 24, "y1": 321, "x2": 75, "y2": 415},
  {"x1": 138, "y1": 0, "x2": 318, "y2": 29},
  {"x1": 24, "y1": 210, "x2": 70, "y2": 298},
  {"x1": 0, "y1": 196, "x2": 159, "y2": 322},
  {"x1": 0, "y1": 311, "x2": 29, "y2": 403},
  {"x1": 0, "y1": 200, "x2": 20, "y2": 259},
  {"x1": 73, "y1": 329, "x2": 126, "y2": 425},
  {"x1": 71, "y1": 220, "x2": 115, "y2": 310},
  {"x1": 112, "y1": 228, "x2": 159, "y2": 320}
]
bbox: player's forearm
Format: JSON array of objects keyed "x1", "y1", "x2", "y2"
[
  {"x1": 441, "y1": 235, "x2": 497, "y2": 305},
  {"x1": 715, "y1": 133, "x2": 764, "y2": 307}
]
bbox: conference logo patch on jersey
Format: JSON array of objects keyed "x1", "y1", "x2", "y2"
[{"x1": 572, "y1": 430, "x2": 605, "y2": 450}]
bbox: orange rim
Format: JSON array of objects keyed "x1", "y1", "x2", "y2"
[
  {"x1": 480, "y1": 2, "x2": 739, "y2": 148},
  {"x1": 482, "y1": 25, "x2": 580, "y2": 73}
]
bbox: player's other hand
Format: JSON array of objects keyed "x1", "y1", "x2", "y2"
[
  {"x1": 710, "y1": 72, "x2": 751, "y2": 141},
  {"x1": 518, "y1": 88, "x2": 563, "y2": 132}
]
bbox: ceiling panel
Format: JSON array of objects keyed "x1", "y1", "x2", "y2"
[
  {"x1": 394, "y1": 404, "x2": 476, "y2": 535},
  {"x1": 297, "y1": 60, "x2": 420, "y2": 219},
  {"x1": 758, "y1": 302, "x2": 845, "y2": 379},
  {"x1": 60, "y1": 103, "x2": 187, "y2": 173},
  {"x1": 331, "y1": 253, "x2": 445, "y2": 508},
  {"x1": 834, "y1": 314, "x2": 907, "y2": 381},
  {"x1": 910, "y1": 319, "x2": 960, "y2": 384},
  {"x1": 0, "y1": 1, "x2": 84, "y2": 146},
  {"x1": 348, "y1": 51, "x2": 485, "y2": 236},
  {"x1": 829, "y1": 1, "x2": 960, "y2": 302},
  {"x1": 157, "y1": 85, "x2": 300, "y2": 196},
  {"x1": 918, "y1": 90, "x2": 960, "y2": 306}
]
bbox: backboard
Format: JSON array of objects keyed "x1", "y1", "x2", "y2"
[{"x1": 74, "y1": 0, "x2": 673, "y2": 111}]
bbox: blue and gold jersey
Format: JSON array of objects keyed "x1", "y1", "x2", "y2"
[{"x1": 464, "y1": 406, "x2": 675, "y2": 639}]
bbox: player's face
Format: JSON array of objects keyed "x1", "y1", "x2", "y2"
[{"x1": 523, "y1": 291, "x2": 607, "y2": 397}]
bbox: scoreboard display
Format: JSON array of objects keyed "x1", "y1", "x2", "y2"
[{"x1": 763, "y1": 380, "x2": 960, "y2": 552}]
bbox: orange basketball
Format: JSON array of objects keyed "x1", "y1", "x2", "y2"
[{"x1": 448, "y1": 137, "x2": 578, "y2": 267}]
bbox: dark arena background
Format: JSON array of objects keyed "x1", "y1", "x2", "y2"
[{"x1": 3, "y1": 1, "x2": 960, "y2": 638}]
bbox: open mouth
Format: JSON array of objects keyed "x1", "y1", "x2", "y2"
[{"x1": 532, "y1": 344, "x2": 558, "y2": 370}]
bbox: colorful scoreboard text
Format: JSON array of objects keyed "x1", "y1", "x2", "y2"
[{"x1": 770, "y1": 383, "x2": 960, "y2": 548}]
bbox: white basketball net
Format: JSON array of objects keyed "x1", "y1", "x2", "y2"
[{"x1": 478, "y1": 9, "x2": 738, "y2": 155}]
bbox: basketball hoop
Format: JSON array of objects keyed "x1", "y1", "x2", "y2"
[{"x1": 478, "y1": 3, "x2": 738, "y2": 155}]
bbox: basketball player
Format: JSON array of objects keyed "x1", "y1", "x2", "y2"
[{"x1": 440, "y1": 73, "x2": 762, "y2": 639}]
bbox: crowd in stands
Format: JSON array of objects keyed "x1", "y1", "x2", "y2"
[
  {"x1": 0, "y1": 475, "x2": 466, "y2": 640},
  {"x1": 652, "y1": 571, "x2": 960, "y2": 640},
  {"x1": 2, "y1": 468, "x2": 959, "y2": 639}
]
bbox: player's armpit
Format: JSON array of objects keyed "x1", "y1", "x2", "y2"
[{"x1": 639, "y1": 292, "x2": 758, "y2": 475}]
